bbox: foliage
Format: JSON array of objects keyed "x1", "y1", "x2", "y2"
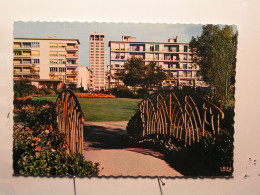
[
  {"x1": 13, "y1": 99, "x2": 100, "y2": 176},
  {"x1": 126, "y1": 110, "x2": 143, "y2": 139},
  {"x1": 136, "y1": 88, "x2": 149, "y2": 98},
  {"x1": 143, "y1": 61, "x2": 166, "y2": 89},
  {"x1": 189, "y1": 25, "x2": 237, "y2": 103},
  {"x1": 116, "y1": 57, "x2": 166, "y2": 91},
  {"x1": 106, "y1": 85, "x2": 135, "y2": 98},
  {"x1": 126, "y1": 89, "x2": 234, "y2": 175},
  {"x1": 14, "y1": 79, "x2": 39, "y2": 98}
]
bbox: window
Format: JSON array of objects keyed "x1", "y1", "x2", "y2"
[
  {"x1": 50, "y1": 51, "x2": 58, "y2": 56},
  {"x1": 50, "y1": 59, "x2": 58, "y2": 64},
  {"x1": 184, "y1": 46, "x2": 188, "y2": 52},
  {"x1": 58, "y1": 43, "x2": 66, "y2": 48},
  {"x1": 115, "y1": 64, "x2": 120, "y2": 68},
  {"x1": 23, "y1": 42, "x2": 31, "y2": 48},
  {"x1": 32, "y1": 51, "x2": 40, "y2": 56},
  {"x1": 50, "y1": 43, "x2": 58, "y2": 48},
  {"x1": 59, "y1": 51, "x2": 66, "y2": 56},
  {"x1": 31, "y1": 42, "x2": 40, "y2": 47},
  {"x1": 33, "y1": 59, "x2": 40, "y2": 64},
  {"x1": 183, "y1": 64, "x2": 187, "y2": 69}
]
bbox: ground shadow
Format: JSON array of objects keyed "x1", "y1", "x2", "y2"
[{"x1": 83, "y1": 123, "x2": 224, "y2": 177}]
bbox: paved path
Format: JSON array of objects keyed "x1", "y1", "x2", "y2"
[{"x1": 83, "y1": 121, "x2": 182, "y2": 177}]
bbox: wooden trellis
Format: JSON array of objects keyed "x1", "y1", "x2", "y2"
[
  {"x1": 139, "y1": 91, "x2": 224, "y2": 145},
  {"x1": 55, "y1": 89, "x2": 85, "y2": 154}
]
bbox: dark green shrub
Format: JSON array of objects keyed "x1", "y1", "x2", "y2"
[
  {"x1": 136, "y1": 88, "x2": 149, "y2": 98},
  {"x1": 107, "y1": 85, "x2": 135, "y2": 98},
  {"x1": 126, "y1": 110, "x2": 143, "y2": 139}
]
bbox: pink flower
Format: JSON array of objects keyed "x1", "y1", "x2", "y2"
[
  {"x1": 45, "y1": 130, "x2": 49, "y2": 134},
  {"x1": 31, "y1": 143, "x2": 35, "y2": 146}
]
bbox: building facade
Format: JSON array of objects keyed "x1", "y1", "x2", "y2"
[
  {"x1": 108, "y1": 36, "x2": 205, "y2": 89},
  {"x1": 89, "y1": 32, "x2": 106, "y2": 91},
  {"x1": 13, "y1": 36, "x2": 80, "y2": 89}
]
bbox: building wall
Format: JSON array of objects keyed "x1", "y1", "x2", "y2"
[
  {"x1": 13, "y1": 36, "x2": 80, "y2": 89},
  {"x1": 77, "y1": 66, "x2": 88, "y2": 90},
  {"x1": 89, "y1": 32, "x2": 106, "y2": 91},
  {"x1": 108, "y1": 36, "x2": 205, "y2": 89}
]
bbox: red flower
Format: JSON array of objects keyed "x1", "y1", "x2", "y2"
[
  {"x1": 33, "y1": 137, "x2": 40, "y2": 142},
  {"x1": 25, "y1": 127, "x2": 29, "y2": 131},
  {"x1": 31, "y1": 143, "x2": 35, "y2": 146},
  {"x1": 35, "y1": 146, "x2": 41, "y2": 151},
  {"x1": 41, "y1": 126, "x2": 45, "y2": 130},
  {"x1": 49, "y1": 125, "x2": 53, "y2": 130}
]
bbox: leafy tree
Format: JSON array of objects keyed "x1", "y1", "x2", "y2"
[
  {"x1": 143, "y1": 61, "x2": 166, "y2": 89},
  {"x1": 189, "y1": 25, "x2": 237, "y2": 104},
  {"x1": 117, "y1": 57, "x2": 166, "y2": 92}
]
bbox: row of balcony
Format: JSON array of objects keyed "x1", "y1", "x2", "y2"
[
  {"x1": 111, "y1": 48, "x2": 190, "y2": 53},
  {"x1": 14, "y1": 62, "x2": 78, "y2": 67}
]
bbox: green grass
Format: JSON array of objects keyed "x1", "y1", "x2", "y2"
[{"x1": 32, "y1": 95, "x2": 140, "y2": 121}]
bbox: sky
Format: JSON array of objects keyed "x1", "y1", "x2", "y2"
[{"x1": 14, "y1": 22, "x2": 236, "y2": 69}]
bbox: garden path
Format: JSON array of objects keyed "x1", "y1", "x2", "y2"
[{"x1": 83, "y1": 121, "x2": 182, "y2": 177}]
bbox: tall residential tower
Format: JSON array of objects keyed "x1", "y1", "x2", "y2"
[{"x1": 89, "y1": 32, "x2": 105, "y2": 91}]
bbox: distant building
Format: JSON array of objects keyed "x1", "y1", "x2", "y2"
[
  {"x1": 13, "y1": 36, "x2": 80, "y2": 89},
  {"x1": 89, "y1": 32, "x2": 106, "y2": 91},
  {"x1": 77, "y1": 66, "x2": 94, "y2": 91},
  {"x1": 108, "y1": 36, "x2": 205, "y2": 89}
]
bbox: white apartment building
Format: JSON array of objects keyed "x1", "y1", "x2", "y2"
[
  {"x1": 13, "y1": 36, "x2": 80, "y2": 89},
  {"x1": 108, "y1": 36, "x2": 205, "y2": 89},
  {"x1": 77, "y1": 66, "x2": 94, "y2": 91},
  {"x1": 89, "y1": 32, "x2": 106, "y2": 91}
]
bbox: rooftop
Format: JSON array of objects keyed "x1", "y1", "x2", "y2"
[{"x1": 14, "y1": 36, "x2": 80, "y2": 44}]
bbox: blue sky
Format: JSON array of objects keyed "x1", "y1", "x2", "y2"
[{"x1": 14, "y1": 22, "x2": 228, "y2": 69}]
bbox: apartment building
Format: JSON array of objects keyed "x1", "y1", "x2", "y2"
[
  {"x1": 89, "y1": 32, "x2": 106, "y2": 91},
  {"x1": 77, "y1": 66, "x2": 94, "y2": 91},
  {"x1": 13, "y1": 36, "x2": 80, "y2": 89},
  {"x1": 108, "y1": 36, "x2": 205, "y2": 89}
]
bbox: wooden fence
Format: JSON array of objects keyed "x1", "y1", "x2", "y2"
[
  {"x1": 139, "y1": 91, "x2": 224, "y2": 145},
  {"x1": 55, "y1": 89, "x2": 85, "y2": 154}
]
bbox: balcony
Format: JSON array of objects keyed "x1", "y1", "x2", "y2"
[
  {"x1": 13, "y1": 62, "x2": 32, "y2": 67},
  {"x1": 66, "y1": 46, "x2": 78, "y2": 51},
  {"x1": 66, "y1": 64, "x2": 78, "y2": 68},
  {"x1": 66, "y1": 55, "x2": 78, "y2": 59},
  {"x1": 13, "y1": 71, "x2": 32, "y2": 75},
  {"x1": 14, "y1": 54, "x2": 31, "y2": 58}
]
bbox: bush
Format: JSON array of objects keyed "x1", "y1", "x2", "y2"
[
  {"x1": 126, "y1": 110, "x2": 143, "y2": 139},
  {"x1": 136, "y1": 88, "x2": 149, "y2": 98},
  {"x1": 106, "y1": 85, "x2": 135, "y2": 98},
  {"x1": 13, "y1": 99, "x2": 100, "y2": 176}
]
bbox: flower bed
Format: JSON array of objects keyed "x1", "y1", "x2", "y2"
[
  {"x1": 13, "y1": 99, "x2": 100, "y2": 176},
  {"x1": 75, "y1": 93, "x2": 115, "y2": 98},
  {"x1": 15, "y1": 96, "x2": 32, "y2": 101}
]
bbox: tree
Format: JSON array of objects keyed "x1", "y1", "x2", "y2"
[
  {"x1": 116, "y1": 57, "x2": 166, "y2": 92},
  {"x1": 116, "y1": 57, "x2": 146, "y2": 92},
  {"x1": 189, "y1": 25, "x2": 237, "y2": 103},
  {"x1": 143, "y1": 61, "x2": 166, "y2": 89}
]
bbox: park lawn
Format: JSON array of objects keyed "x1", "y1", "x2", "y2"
[{"x1": 32, "y1": 95, "x2": 139, "y2": 121}]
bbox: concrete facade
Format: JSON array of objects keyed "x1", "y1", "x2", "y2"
[
  {"x1": 13, "y1": 36, "x2": 80, "y2": 89},
  {"x1": 89, "y1": 32, "x2": 106, "y2": 91},
  {"x1": 108, "y1": 36, "x2": 205, "y2": 89},
  {"x1": 77, "y1": 66, "x2": 94, "y2": 91}
]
